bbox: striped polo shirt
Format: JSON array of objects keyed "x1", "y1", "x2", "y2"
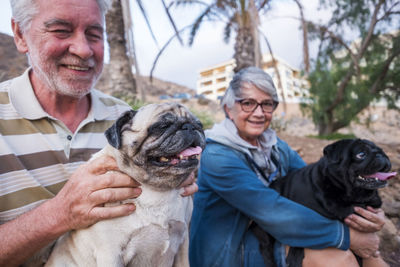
[{"x1": 0, "y1": 69, "x2": 131, "y2": 224}]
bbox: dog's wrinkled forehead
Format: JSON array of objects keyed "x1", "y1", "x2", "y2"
[
  {"x1": 130, "y1": 103, "x2": 195, "y2": 131},
  {"x1": 105, "y1": 103, "x2": 200, "y2": 150},
  {"x1": 323, "y1": 138, "x2": 388, "y2": 164}
]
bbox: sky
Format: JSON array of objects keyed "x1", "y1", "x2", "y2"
[{"x1": 0, "y1": 0, "x2": 327, "y2": 90}]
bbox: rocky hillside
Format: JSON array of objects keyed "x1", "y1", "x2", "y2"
[
  {"x1": 96, "y1": 62, "x2": 196, "y2": 98},
  {"x1": 0, "y1": 33, "x2": 29, "y2": 81}
]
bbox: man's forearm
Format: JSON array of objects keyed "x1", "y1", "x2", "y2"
[{"x1": 0, "y1": 199, "x2": 68, "y2": 266}]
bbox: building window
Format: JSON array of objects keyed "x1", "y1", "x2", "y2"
[
  {"x1": 201, "y1": 80, "x2": 212, "y2": 87},
  {"x1": 217, "y1": 87, "x2": 226, "y2": 93},
  {"x1": 216, "y1": 66, "x2": 226, "y2": 73},
  {"x1": 200, "y1": 70, "x2": 213, "y2": 77},
  {"x1": 217, "y1": 77, "x2": 226, "y2": 83}
]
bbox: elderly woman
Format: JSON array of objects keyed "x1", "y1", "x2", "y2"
[{"x1": 189, "y1": 67, "x2": 387, "y2": 267}]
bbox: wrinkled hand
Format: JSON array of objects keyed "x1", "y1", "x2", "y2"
[
  {"x1": 350, "y1": 227, "x2": 380, "y2": 259},
  {"x1": 345, "y1": 206, "x2": 385, "y2": 233},
  {"x1": 50, "y1": 155, "x2": 142, "y2": 231},
  {"x1": 180, "y1": 172, "x2": 198, "y2": 197}
]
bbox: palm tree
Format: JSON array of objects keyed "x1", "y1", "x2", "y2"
[
  {"x1": 105, "y1": 0, "x2": 182, "y2": 100},
  {"x1": 106, "y1": 0, "x2": 137, "y2": 97},
  {"x1": 173, "y1": 0, "x2": 272, "y2": 73}
]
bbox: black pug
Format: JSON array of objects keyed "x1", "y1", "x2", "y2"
[{"x1": 252, "y1": 138, "x2": 396, "y2": 267}]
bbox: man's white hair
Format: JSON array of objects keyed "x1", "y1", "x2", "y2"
[{"x1": 10, "y1": 0, "x2": 112, "y2": 33}]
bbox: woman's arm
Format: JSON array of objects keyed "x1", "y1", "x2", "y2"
[{"x1": 200, "y1": 143, "x2": 349, "y2": 250}]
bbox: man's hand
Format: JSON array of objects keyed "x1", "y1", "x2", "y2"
[
  {"x1": 50, "y1": 155, "x2": 142, "y2": 231},
  {"x1": 180, "y1": 172, "x2": 199, "y2": 197},
  {"x1": 345, "y1": 206, "x2": 385, "y2": 233},
  {"x1": 0, "y1": 155, "x2": 142, "y2": 267},
  {"x1": 349, "y1": 227, "x2": 380, "y2": 259}
]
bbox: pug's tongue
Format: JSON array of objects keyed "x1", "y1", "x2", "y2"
[
  {"x1": 364, "y1": 172, "x2": 397, "y2": 181},
  {"x1": 178, "y1": 146, "x2": 203, "y2": 158},
  {"x1": 169, "y1": 146, "x2": 203, "y2": 165}
]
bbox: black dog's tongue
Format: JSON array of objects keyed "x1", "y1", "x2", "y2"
[{"x1": 364, "y1": 172, "x2": 397, "y2": 181}]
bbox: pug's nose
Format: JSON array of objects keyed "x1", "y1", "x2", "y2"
[{"x1": 182, "y1": 123, "x2": 194, "y2": 131}]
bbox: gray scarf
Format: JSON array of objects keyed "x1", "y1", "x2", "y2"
[{"x1": 206, "y1": 119, "x2": 280, "y2": 185}]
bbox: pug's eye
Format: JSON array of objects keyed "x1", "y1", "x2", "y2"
[{"x1": 356, "y1": 152, "x2": 366, "y2": 159}]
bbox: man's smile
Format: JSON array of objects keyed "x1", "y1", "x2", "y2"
[{"x1": 64, "y1": 65, "x2": 90, "y2": 71}]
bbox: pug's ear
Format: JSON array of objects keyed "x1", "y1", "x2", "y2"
[
  {"x1": 105, "y1": 110, "x2": 137, "y2": 149},
  {"x1": 323, "y1": 139, "x2": 355, "y2": 163}
]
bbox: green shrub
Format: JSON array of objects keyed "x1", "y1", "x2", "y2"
[
  {"x1": 111, "y1": 92, "x2": 148, "y2": 110},
  {"x1": 190, "y1": 109, "x2": 215, "y2": 130},
  {"x1": 270, "y1": 117, "x2": 287, "y2": 132}
]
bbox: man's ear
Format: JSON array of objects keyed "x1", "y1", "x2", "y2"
[
  {"x1": 11, "y1": 19, "x2": 29, "y2": 54},
  {"x1": 105, "y1": 110, "x2": 137, "y2": 149}
]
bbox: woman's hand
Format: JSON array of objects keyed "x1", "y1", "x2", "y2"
[
  {"x1": 344, "y1": 206, "x2": 385, "y2": 233},
  {"x1": 180, "y1": 172, "x2": 198, "y2": 197}
]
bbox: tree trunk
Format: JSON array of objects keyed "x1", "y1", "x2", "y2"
[
  {"x1": 105, "y1": 0, "x2": 137, "y2": 97},
  {"x1": 233, "y1": 26, "x2": 256, "y2": 73},
  {"x1": 318, "y1": 121, "x2": 334, "y2": 136},
  {"x1": 318, "y1": 110, "x2": 352, "y2": 135}
]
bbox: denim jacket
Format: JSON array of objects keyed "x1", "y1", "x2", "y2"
[{"x1": 189, "y1": 137, "x2": 349, "y2": 267}]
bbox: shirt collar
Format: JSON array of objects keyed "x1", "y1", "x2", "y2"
[
  {"x1": 9, "y1": 68, "x2": 48, "y2": 120},
  {"x1": 89, "y1": 88, "x2": 116, "y2": 121}
]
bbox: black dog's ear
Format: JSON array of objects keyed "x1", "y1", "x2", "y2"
[
  {"x1": 105, "y1": 110, "x2": 137, "y2": 149},
  {"x1": 323, "y1": 139, "x2": 355, "y2": 163}
]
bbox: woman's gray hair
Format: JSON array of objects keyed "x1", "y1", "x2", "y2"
[
  {"x1": 220, "y1": 66, "x2": 279, "y2": 117},
  {"x1": 10, "y1": 0, "x2": 112, "y2": 33}
]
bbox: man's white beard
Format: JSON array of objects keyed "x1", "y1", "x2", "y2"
[{"x1": 28, "y1": 53, "x2": 100, "y2": 99}]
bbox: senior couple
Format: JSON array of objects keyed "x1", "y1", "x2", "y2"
[{"x1": 0, "y1": 0, "x2": 387, "y2": 266}]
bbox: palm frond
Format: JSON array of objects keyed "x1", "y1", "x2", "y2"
[
  {"x1": 259, "y1": 30, "x2": 286, "y2": 109},
  {"x1": 150, "y1": 24, "x2": 194, "y2": 81},
  {"x1": 136, "y1": 0, "x2": 160, "y2": 49},
  {"x1": 172, "y1": 0, "x2": 209, "y2": 7},
  {"x1": 223, "y1": 19, "x2": 234, "y2": 43},
  {"x1": 258, "y1": 0, "x2": 271, "y2": 10},
  {"x1": 293, "y1": 0, "x2": 310, "y2": 73},
  {"x1": 188, "y1": 4, "x2": 216, "y2": 46},
  {"x1": 161, "y1": 0, "x2": 184, "y2": 45}
]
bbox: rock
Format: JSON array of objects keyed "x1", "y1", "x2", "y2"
[
  {"x1": 379, "y1": 218, "x2": 400, "y2": 252},
  {"x1": 382, "y1": 200, "x2": 400, "y2": 218},
  {"x1": 379, "y1": 218, "x2": 400, "y2": 266}
]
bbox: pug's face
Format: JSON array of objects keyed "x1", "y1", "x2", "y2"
[
  {"x1": 105, "y1": 103, "x2": 206, "y2": 190},
  {"x1": 323, "y1": 139, "x2": 395, "y2": 190}
]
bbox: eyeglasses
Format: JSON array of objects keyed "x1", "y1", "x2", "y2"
[{"x1": 235, "y1": 98, "x2": 277, "y2": 113}]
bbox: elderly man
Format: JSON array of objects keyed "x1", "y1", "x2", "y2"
[{"x1": 0, "y1": 0, "x2": 196, "y2": 265}]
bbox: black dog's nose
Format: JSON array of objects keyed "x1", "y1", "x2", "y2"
[{"x1": 182, "y1": 123, "x2": 194, "y2": 131}]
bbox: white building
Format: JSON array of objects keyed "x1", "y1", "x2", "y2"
[{"x1": 196, "y1": 53, "x2": 309, "y2": 102}]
